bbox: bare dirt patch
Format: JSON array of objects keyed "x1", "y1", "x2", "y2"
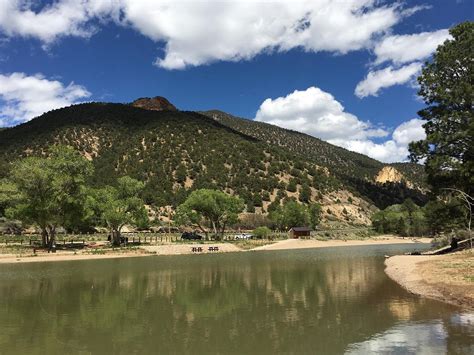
[{"x1": 385, "y1": 251, "x2": 474, "y2": 309}]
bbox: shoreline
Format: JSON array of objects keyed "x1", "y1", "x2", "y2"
[
  {"x1": 251, "y1": 236, "x2": 430, "y2": 251},
  {"x1": 385, "y1": 252, "x2": 474, "y2": 310},
  {"x1": 0, "y1": 242, "x2": 242, "y2": 264},
  {"x1": 0, "y1": 236, "x2": 429, "y2": 264}
]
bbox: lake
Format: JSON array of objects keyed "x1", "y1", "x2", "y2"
[{"x1": 0, "y1": 244, "x2": 473, "y2": 354}]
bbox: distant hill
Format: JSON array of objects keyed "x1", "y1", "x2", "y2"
[
  {"x1": 202, "y1": 110, "x2": 426, "y2": 187},
  {"x1": 0, "y1": 100, "x2": 428, "y2": 225}
]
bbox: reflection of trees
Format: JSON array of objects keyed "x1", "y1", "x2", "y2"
[{"x1": 0, "y1": 250, "x2": 465, "y2": 354}]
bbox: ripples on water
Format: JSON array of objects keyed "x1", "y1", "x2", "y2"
[{"x1": 0, "y1": 244, "x2": 472, "y2": 354}]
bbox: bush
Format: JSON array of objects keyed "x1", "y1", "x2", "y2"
[
  {"x1": 253, "y1": 226, "x2": 272, "y2": 239},
  {"x1": 431, "y1": 234, "x2": 450, "y2": 248}
]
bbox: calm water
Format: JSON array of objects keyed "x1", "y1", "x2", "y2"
[{"x1": 0, "y1": 244, "x2": 473, "y2": 354}]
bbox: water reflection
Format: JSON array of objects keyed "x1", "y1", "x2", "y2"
[
  {"x1": 346, "y1": 321, "x2": 448, "y2": 354},
  {"x1": 0, "y1": 245, "x2": 472, "y2": 354},
  {"x1": 346, "y1": 312, "x2": 474, "y2": 354}
]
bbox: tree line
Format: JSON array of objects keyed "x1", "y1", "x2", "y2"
[
  {"x1": 371, "y1": 198, "x2": 468, "y2": 237},
  {"x1": 0, "y1": 146, "x2": 322, "y2": 247},
  {"x1": 0, "y1": 146, "x2": 148, "y2": 247}
]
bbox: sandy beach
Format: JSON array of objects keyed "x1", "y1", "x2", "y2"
[
  {"x1": 0, "y1": 236, "x2": 430, "y2": 264},
  {"x1": 385, "y1": 251, "x2": 474, "y2": 309},
  {"x1": 252, "y1": 236, "x2": 431, "y2": 251},
  {"x1": 0, "y1": 242, "x2": 242, "y2": 264}
]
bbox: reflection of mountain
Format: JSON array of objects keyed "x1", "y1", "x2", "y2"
[{"x1": 0, "y1": 248, "x2": 466, "y2": 354}]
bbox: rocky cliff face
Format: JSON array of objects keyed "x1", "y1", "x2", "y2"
[
  {"x1": 375, "y1": 166, "x2": 413, "y2": 188},
  {"x1": 131, "y1": 96, "x2": 177, "y2": 111}
]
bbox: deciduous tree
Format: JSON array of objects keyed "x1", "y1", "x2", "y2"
[
  {"x1": 91, "y1": 176, "x2": 147, "y2": 246},
  {"x1": 175, "y1": 189, "x2": 244, "y2": 239},
  {"x1": 309, "y1": 203, "x2": 322, "y2": 229},
  {"x1": 3, "y1": 146, "x2": 93, "y2": 248},
  {"x1": 269, "y1": 199, "x2": 309, "y2": 231}
]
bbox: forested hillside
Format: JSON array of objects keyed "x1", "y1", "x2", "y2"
[
  {"x1": 203, "y1": 110, "x2": 426, "y2": 187},
  {"x1": 203, "y1": 110, "x2": 427, "y2": 208},
  {"x1": 0, "y1": 101, "x2": 427, "y2": 224}
]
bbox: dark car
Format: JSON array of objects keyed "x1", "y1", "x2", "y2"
[{"x1": 181, "y1": 232, "x2": 203, "y2": 240}]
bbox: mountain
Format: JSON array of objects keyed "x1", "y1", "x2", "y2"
[
  {"x1": 201, "y1": 110, "x2": 428, "y2": 206},
  {"x1": 0, "y1": 99, "x2": 427, "y2": 225},
  {"x1": 202, "y1": 110, "x2": 426, "y2": 187}
]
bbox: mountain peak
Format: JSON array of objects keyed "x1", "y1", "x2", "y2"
[{"x1": 131, "y1": 96, "x2": 177, "y2": 111}]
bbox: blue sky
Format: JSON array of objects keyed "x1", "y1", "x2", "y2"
[{"x1": 0, "y1": 0, "x2": 472, "y2": 162}]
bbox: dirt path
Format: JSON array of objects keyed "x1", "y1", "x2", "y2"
[{"x1": 385, "y1": 251, "x2": 474, "y2": 309}]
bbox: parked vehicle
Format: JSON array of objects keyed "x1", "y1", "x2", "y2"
[
  {"x1": 181, "y1": 232, "x2": 203, "y2": 240},
  {"x1": 234, "y1": 233, "x2": 253, "y2": 240}
]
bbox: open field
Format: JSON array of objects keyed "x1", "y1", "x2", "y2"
[{"x1": 385, "y1": 250, "x2": 474, "y2": 309}]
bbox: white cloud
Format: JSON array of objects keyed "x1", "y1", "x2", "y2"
[
  {"x1": 0, "y1": 0, "x2": 98, "y2": 43},
  {"x1": 322, "y1": 118, "x2": 426, "y2": 163},
  {"x1": 255, "y1": 87, "x2": 426, "y2": 163},
  {"x1": 255, "y1": 87, "x2": 387, "y2": 141},
  {"x1": 330, "y1": 118, "x2": 426, "y2": 162},
  {"x1": 0, "y1": 0, "x2": 418, "y2": 69},
  {"x1": 355, "y1": 28, "x2": 450, "y2": 98},
  {"x1": 355, "y1": 62, "x2": 422, "y2": 98},
  {"x1": 0, "y1": 72, "x2": 91, "y2": 126},
  {"x1": 374, "y1": 29, "x2": 451, "y2": 65},
  {"x1": 347, "y1": 322, "x2": 447, "y2": 354},
  {"x1": 329, "y1": 139, "x2": 409, "y2": 163},
  {"x1": 392, "y1": 118, "x2": 426, "y2": 146}
]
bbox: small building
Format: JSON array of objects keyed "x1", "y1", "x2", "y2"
[{"x1": 289, "y1": 227, "x2": 311, "y2": 239}]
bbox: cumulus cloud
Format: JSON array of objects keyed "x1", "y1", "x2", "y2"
[
  {"x1": 255, "y1": 87, "x2": 387, "y2": 141},
  {"x1": 0, "y1": 0, "x2": 417, "y2": 69},
  {"x1": 392, "y1": 118, "x2": 426, "y2": 146},
  {"x1": 0, "y1": 72, "x2": 91, "y2": 126},
  {"x1": 373, "y1": 29, "x2": 451, "y2": 65},
  {"x1": 355, "y1": 28, "x2": 450, "y2": 97},
  {"x1": 355, "y1": 62, "x2": 422, "y2": 98},
  {"x1": 255, "y1": 87, "x2": 426, "y2": 162},
  {"x1": 0, "y1": 0, "x2": 99, "y2": 43},
  {"x1": 330, "y1": 118, "x2": 426, "y2": 162}
]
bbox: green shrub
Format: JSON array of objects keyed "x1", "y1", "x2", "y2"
[{"x1": 253, "y1": 226, "x2": 272, "y2": 239}]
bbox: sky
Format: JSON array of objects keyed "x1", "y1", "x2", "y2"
[{"x1": 0, "y1": 0, "x2": 472, "y2": 163}]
